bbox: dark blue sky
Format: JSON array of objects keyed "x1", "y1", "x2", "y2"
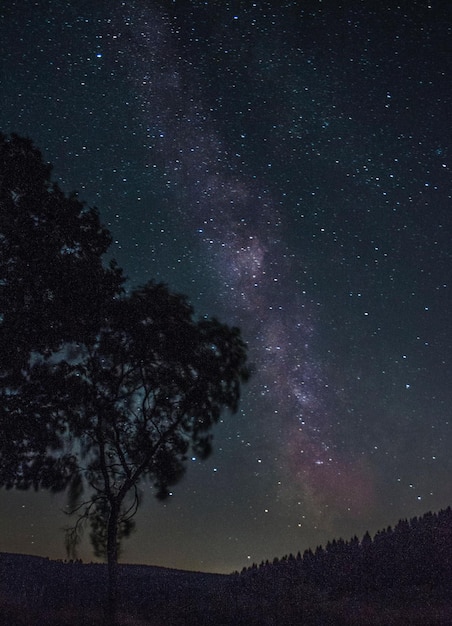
[{"x1": 0, "y1": 0, "x2": 451, "y2": 573}]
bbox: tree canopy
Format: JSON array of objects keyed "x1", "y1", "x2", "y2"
[
  {"x1": 0, "y1": 133, "x2": 250, "y2": 589},
  {"x1": 0, "y1": 132, "x2": 124, "y2": 492},
  {"x1": 57, "y1": 282, "x2": 249, "y2": 562},
  {"x1": 0, "y1": 133, "x2": 123, "y2": 369}
]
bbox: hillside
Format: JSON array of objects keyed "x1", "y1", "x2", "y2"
[
  {"x1": 237, "y1": 507, "x2": 452, "y2": 625},
  {"x1": 1, "y1": 508, "x2": 451, "y2": 625},
  {"x1": 0, "y1": 554, "x2": 228, "y2": 625}
]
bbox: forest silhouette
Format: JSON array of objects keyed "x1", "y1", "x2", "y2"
[{"x1": 0, "y1": 507, "x2": 451, "y2": 624}]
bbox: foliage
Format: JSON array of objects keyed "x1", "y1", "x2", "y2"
[
  {"x1": 239, "y1": 506, "x2": 452, "y2": 595},
  {"x1": 0, "y1": 134, "x2": 250, "y2": 578},
  {"x1": 55, "y1": 281, "x2": 249, "y2": 562},
  {"x1": 0, "y1": 132, "x2": 124, "y2": 493},
  {"x1": 0, "y1": 132, "x2": 123, "y2": 369}
]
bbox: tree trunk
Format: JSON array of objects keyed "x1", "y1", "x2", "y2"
[{"x1": 105, "y1": 503, "x2": 119, "y2": 626}]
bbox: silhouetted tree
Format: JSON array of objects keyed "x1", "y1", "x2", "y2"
[
  {"x1": 58, "y1": 282, "x2": 249, "y2": 622},
  {"x1": 0, "y1": 134, "x2": 250, "y2": 625}
]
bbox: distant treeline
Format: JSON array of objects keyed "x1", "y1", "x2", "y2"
[
  {"x1": 1, "y1": 508, "x2": 451, "y2": 625},
  {"x1": 237, "y1": 507, "x2": 452, "y2": 594}
]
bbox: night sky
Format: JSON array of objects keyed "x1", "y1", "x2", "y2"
[{"x1": 0, "y1": 0, "x2": 451, "y2": 574}]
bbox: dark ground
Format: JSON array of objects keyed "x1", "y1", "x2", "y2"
[{"x1": 1, "y1": 552, "x2": 452, "y2": 625}]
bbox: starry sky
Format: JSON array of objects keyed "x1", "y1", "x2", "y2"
[{"x1": 0, "y1": 0, "x2": 451, "y2": 574}]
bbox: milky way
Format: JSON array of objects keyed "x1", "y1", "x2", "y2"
[
  {"x1": 0, "y1": 0, "x2": 451, "y2": 573},
  {"x1": 113, "y1": 2, "x2": 376, "y2": 518}
]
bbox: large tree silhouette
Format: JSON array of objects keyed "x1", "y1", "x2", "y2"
[{"x1": 0, "y1": 134, "x2": 250, "y2": 624}]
